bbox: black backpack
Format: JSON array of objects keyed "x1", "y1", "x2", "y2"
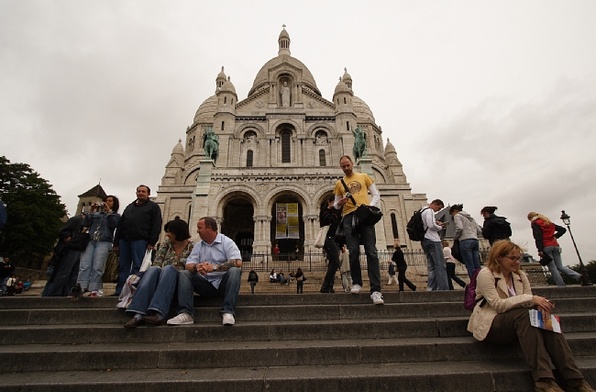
[
  {"x1": 491, "y1": 216, "x2": 512, "y2": 237},
  {"x1": 406, "y1": 207, "x2": 428, "y2": 241}
]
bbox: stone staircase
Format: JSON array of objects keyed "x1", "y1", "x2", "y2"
[{"x1": 0, "y1": 286, "x2": 595, "y2": 391}]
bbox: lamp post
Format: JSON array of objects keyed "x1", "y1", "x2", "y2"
[{"x1": 559, "y1": 210, "x2": 592, "y2": 286}]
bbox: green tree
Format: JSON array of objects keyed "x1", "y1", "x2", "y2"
[
  {"x1": 571, "y1": 261, "x2": 596, "y2": 285},
  {"x1": 0, "y1": 156, "x2": 66, "y2": 268}
]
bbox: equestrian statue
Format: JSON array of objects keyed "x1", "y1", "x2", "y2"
[
  {"x1": 203, "y1": 128, "x2": 219, "y2": 162},
  {"x1": 352, "y1": 126, "x2": 366, "y2": 160}
]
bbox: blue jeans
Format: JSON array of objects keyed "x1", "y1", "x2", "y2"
[
  {"x1": 175, "y1": 267, "x2": 242, "y2": 317},
  {"x1": 459, "y1": 239, "x2": 481, "y2": 278},
  {"x1": 78, "y1": 240, "x2": 112, "y2": 291},
  {"x1": 422, "y1": 239, "x2": 449, "y2": 290},
  {"x1": 116, "y1": 239, "x2": 148, "y2": 295},
  {"x1": 543, "y1": 246, "x2": 581, "y2": 287},
  {"x1": 343, "y1": 213, "x2": 381, "y2": 293},
  {"x1": 126, "y1": 265, "x2": 179, "y2": 318}
]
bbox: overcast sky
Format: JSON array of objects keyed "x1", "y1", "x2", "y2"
[{"x1": 2, "y1": 0, "x2": 595, "y2": 263}]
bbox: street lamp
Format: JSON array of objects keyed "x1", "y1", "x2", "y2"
[{"x1": 560, "y1": 210, "x2": 592, "y2": 286}]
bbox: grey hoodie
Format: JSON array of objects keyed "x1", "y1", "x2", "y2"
[{"x1": 453, "y1": 211, "x2": 482, "y2": 241}]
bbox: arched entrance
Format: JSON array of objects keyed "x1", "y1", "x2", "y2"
[
  {"x1": 270, "y1": 193, "x2": 303, "y2": 261},
  {"x1": 221, "y1": 196, "x2": 254, "y2": 261}
]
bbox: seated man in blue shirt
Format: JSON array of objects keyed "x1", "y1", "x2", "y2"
[{"x1": 167, "y1": 216, "x2": 242, "y2": 326}]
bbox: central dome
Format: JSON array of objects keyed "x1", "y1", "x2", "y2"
[{"x1": 247, "y1": 28, "x2": 321, "y2": 98}]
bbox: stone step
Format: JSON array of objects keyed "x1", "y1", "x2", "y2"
[
  {"x1": 1, "y1": 285, "x2": 594, "y2": 392},
  {"x1": 0, "y1": 357, "x2": 594, "y2": 392},
  {"x1": 1, "y1": 297, "x2": 595, "y2": 326},
  {"x1": 4, "y1": 285, "x2": 596, "y2": 308},
  {"x1": 1, "y1": 333, "x2": 595, "y2": 373},
  {"x1": 2, "y1": 312, "x2": 595, "y2": 346}
]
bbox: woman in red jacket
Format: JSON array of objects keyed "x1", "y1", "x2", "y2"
[{"x1": 528, "y1": 212, "x2": 581, "y2": 287}]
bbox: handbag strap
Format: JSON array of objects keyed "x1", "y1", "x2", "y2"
[{"x1": 340, "y1": 179, "x2": 358, "y2": 206}]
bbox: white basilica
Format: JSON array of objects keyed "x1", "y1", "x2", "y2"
[{"x1": 154, "y1": 27, "x2": 429, "y2": 259}]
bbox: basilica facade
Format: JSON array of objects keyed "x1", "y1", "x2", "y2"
[{"x1": 154, "y1": 28, "x2": 428, "y2": 258}]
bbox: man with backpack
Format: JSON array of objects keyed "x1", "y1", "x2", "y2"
[{"x1": 421, "y1": 199, "x2": 449, "y2": 291}]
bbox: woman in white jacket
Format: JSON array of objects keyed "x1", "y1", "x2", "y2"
[{"x1": 467, "y1": 240, "x2": 594, "y2": 392}]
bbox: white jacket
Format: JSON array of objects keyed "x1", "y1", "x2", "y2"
[{"x1": 467, "y1": 267, "x2": 534, "y2": 341}]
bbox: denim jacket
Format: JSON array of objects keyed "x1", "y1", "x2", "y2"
[{"x1": 83, "y1": 212, "x2": 121, "y2": 242}]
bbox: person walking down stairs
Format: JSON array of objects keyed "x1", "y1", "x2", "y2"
[
  {"x1": 443, "y1": 240, "x2": 466, "y2": 290},
  {"x1": 247, "y1": 270, "x2": 258, "y2": 295},
  {"x1": 392, "y1": 240, "x2": 416, "y2": 292}
]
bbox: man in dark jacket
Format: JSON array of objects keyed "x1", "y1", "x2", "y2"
[{"x1": 113, "y1": 185, "x2": 162, "y2": 296}]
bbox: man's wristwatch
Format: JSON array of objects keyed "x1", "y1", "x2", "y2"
[{"x1": 212, "y1": 264, "x2": 219, "y2": 272}]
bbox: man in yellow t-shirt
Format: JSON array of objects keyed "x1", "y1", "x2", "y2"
[{"x1": 333, "y1": 155, "x2": 383, "y2": 305}]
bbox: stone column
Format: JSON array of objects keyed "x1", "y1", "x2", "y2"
[{"x1": 190, "y1": 159, "x2": 215, "y2": 228}]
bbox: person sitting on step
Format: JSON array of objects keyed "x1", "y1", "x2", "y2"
[
  {"x1": 467, "y1": 240, "x2": 595, "y2": 392},
  {"x1": 167, "y1": 217, "x2": 242, "y2": 327},
  {"x1": 123, "y1": 218, "x2": 194, "y2": 328}
]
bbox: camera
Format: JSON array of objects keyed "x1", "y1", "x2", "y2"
[
  {"x1": 93, "y1": 202, "x2": 105, "y2": 212},
  {"x1": 345, "y1": 192, "x2": 352, "y2": 199}
]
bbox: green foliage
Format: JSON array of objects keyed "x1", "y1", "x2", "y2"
[
  {"x1": 570, "y1": 260, "x2": 596, "y2": 285},
  {"x1": 0, "y1": 156, "x2": 66, "y2": 268}
]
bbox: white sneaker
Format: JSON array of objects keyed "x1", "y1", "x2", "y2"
[
  {"x1": 222, "y1": 313, "x2": 235, "y2": 326},
  {"x1": 167, "y1": 312, "x2": 194, "y2": 325},
  {"x1": 350, "y1": 284, "x2": 362, "y2": 294},
  {"x1": 370, "y1": 291, "x2": 384, "y2": 305}
]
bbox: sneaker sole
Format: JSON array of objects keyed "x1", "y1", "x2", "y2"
[{"x1": 167, "y1": 321, "x2": 194, "y2": 326}]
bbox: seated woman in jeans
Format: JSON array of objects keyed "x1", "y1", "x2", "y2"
[
  {"x1": 467, "y1": 240, "x2": 594, "y2": 392},
  {"x1": 123, "y1": 218, "x2": 193, "y2": 328}
]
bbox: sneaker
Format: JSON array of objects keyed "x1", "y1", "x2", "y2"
[
  {"x1": 350, "y1": 284, "x2": 362, "y2": 294},
  {"x1": 89, "y1": 291, "x2": 98, "y2": 298},
  {"x1": 167, "y1": 313, "x2": 194, "y2": 325},
  {"x1": 370, "y1": 291, "x2": 384, "y2": 305},
  {"x1": 222, "y1": 313, "x2": 235, "y2": 326}
]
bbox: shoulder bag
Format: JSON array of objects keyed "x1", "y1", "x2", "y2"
[
  {"x1": 340, "y1": 179, "x2": 383, "y2": 229},
  {"x1": 314, "y1": 225, "x2": 330, "y2": 248}
]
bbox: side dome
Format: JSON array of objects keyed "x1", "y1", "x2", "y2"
[
  {"x1": 172, "y1": 139, "x2": 184, "y2": 156},
  {"x1": 219, "y1": 78, "x2": 237, "y2": 95},
  {"x1": 333, "y1": 79, "x2": 351, "y2": 95},
  {"x1": 193, "y1": 95, "x2": 217, "y2": 124},
  {"x1": 353, "y1": 96, "x2": 375, "y2": 122}
]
